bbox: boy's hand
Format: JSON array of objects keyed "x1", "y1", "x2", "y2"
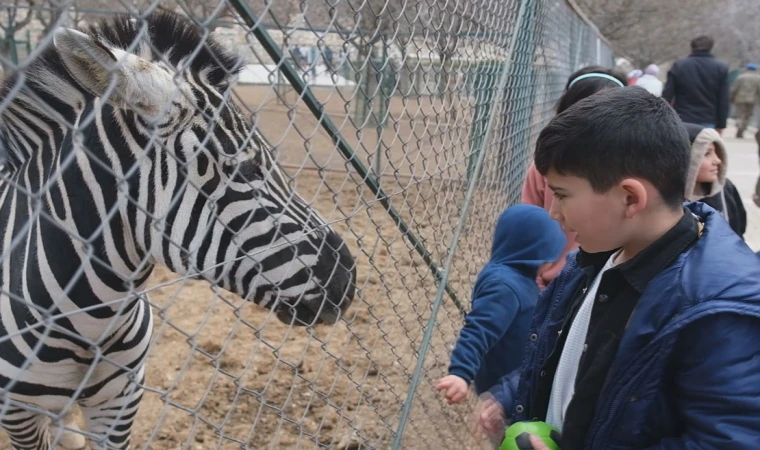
[
  {"x1": 536, "y1": 274, "x2": 547, "y2": 290},
  {"x1": 529, "y1": 434, "x2": 552, "y2": 450},
  {"x1": 435, "y1": 375, "x2": 468, "y2": 404},
  {"x1": 469, "y1": 395, "x2": 508, "y2": 442},
  {"x1": 536, "y1": 261, "x2": 558, "y2": 290}
]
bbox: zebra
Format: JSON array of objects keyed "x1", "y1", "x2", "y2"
[{"x1": 0, "y1": 11, "x2": 356, "y2": 450}]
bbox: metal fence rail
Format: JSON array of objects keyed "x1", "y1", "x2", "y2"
[{"x1": 0, "y1": 0, "x2": 612, "y2": 448}]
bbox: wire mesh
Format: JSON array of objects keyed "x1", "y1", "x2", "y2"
[{"x1": 0, "y1": 0, "x2": 613, "y2": 449}]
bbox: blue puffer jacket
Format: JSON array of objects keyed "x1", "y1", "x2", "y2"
[
  {"x1": 448, "y1": 204, "x2": 565, "y2": 394},
  {"x1": 490, "y1": 202, "x2": 760, "y2": 449}
]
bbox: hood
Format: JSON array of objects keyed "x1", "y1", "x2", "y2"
[
  {"x1": 683, "y1": 123, "x2": 727, "y2": 201},
  {"x1": 681, "y1": 201, "x2": 760, "y2": 306},
  {"x1": 489, "y1": 204, "x2": 566, "y2": 273}
]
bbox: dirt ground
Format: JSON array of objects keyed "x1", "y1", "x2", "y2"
[
  {"x1": 0, "y1": 83, "x2": 524, "y2": 449},
  {"x1": 35, "y1": 168, "x2": 505, "y2": 450},
  {"x1": 118, "y1": 169, "x2": 504, "y2": 450},
  {"x1": 231, "y1": 85, "x2": 475, "y2": 182}
]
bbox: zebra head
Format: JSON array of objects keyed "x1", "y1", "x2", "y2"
[{"x1": 45, "y1": 13, "x2": 356, "y2": 326}]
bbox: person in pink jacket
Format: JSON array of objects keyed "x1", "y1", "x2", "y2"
[{"x1": 522, "y1": 66, "x2": 627, "y2": 288}]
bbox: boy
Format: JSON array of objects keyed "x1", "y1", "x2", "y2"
[
  {"x1": 476, "y1": 87, "x2": 760, "y2": 449},
  {"x1": 436, "y1": 204, "x2": 565, "y2": 404}
]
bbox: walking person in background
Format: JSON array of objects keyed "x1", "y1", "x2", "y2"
[
  {"x1": 522, "y1": 65, "x2": 627, "y2": 289},
  {"x1": 730, "y1": 63, "x2": 760, "y2": 138},
  {"x1": 290, "y1": 44, "x2": 304, "y2": 69},
  {"x1": 323, "y1": 46, "x2": 334, "y2": 70},
  {"x1": 627, "y1": 69, "x2": 642, "y2": 86},
  {"x1": 436, "y1": 205, "x2": 565, "y2": 407},
  {"x1": 663, "y1": 35, "x2": 730, "y2": 134},
  {"x1": 635, "y1": 64, "x2": 663, "y2": 96},
  {"x1": 683, "y1": 122, "x2": 746, "y2": 238}
]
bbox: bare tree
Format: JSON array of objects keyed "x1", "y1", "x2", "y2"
[
  {"x1": 429, "y1": 0, "x2": 474, "y2": 99},
  {"x1": 323, "y1": 0, "x2": 409, "y2": 78},
  {"x1": 138, "y1": 0, "x2": 234, "y2": 31},
  {"x1": 312, "y1": 0, "x2": 410, "y2": 127},
  {"x1": 34, "y1": 0, "x2": 98, "y2": 36},
  {"x1": 256, "y1": 0, "x2": 301, "y2": 26},
  {"x1": 0, "y1": 0, "x2": 35, "y2": 70},
  {"x1": 702, "y1": 0, "x2": 760, "y2": 69},
  {"x1": 574, "y1": 0, "x2": 716, "y2": 67}
]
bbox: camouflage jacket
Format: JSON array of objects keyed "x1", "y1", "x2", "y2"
[{"x1": 731, "y1": 72, "x2": 760, "y2": 104}]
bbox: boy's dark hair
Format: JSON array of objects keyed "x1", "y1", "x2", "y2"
[
  {"x1": 535, "y1": 86, "x2": 690, "y2": 208},
  {"x1": 691, "y1": 35, "x2": 714, "y2": 52},
  {"x1": 556, "y1": 66, "x2": 628, "y2": 114}
]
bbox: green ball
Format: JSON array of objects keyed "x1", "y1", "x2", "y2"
[{"x1": 499, "y1": 421, "x2": 560, "y2": 450}]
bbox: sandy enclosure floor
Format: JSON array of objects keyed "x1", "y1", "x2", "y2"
[{"x1": 0, "y1": 82, "x2": 528, "y2": 449}]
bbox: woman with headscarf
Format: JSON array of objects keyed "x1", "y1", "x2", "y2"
[
  {"x1": 683, "y1": 122, "x2": 746, "y2": 238},
  {"x1": 635, "y1": 64, "x2": 664, "y2": 96}
]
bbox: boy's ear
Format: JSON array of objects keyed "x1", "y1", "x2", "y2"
[{"x1": 619, "y1": 178, "x2": 648, "y2": 218}]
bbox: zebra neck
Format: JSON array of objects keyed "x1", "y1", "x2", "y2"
[
  {"x1": 1, "y1": 91, "x2": 155, "y2": 280},
  {"x1": 1, "y1": 61, "x2": 191, "y2": 285}
]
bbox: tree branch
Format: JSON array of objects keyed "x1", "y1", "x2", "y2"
[{"x1": 14, "y1": 0, "x2": 36, "y2": 31}]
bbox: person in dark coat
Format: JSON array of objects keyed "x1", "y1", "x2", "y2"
[
  {"x1": 662, "y1": 36, "x2": 730, "y2": 134},
  {"x1": 683, "y1": 122, "x2": 746, "y2": 238},
  {"x1": 753, "y1": 129, "x2": 760, "y2": 209},
  {"x1": 435, "y1": 205, "x2": 565, "y2": 404}
]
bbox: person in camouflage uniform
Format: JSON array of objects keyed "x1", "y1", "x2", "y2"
[{"x1": 731, "y1": 63, "x2": 760, "y2": 138}]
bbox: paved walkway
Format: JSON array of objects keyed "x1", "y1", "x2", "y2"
[{"x1": 721, "y1": 124, "x2": 760, "y2": 250}]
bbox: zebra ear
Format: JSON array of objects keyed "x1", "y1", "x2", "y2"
[{"x1": 53, "y1": 28, "x2": 178, "y2": 119}]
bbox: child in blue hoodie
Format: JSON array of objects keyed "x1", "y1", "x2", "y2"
[{"x1": 436, "y1": 204, "x2": 566, "y2": 404}]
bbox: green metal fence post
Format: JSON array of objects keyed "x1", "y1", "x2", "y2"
[
  {"x1": 466, "y1": 60, "x2": 498, "y2": 183},
  {"x1": 501, "y1": 0, "x2": 539, "y2": 203},
  {"x1": 389, "y1": 1, "x2": 534, "y2": 448},
  {"x1": 8, "y1": 25, "x2": 17, "y2": 66},
  {"x1": 227, "y1": 0, "x2": 467, "y2": 313}
]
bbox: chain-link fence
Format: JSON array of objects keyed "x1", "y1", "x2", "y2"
[{"x1": 0, "y1": 0, "x2": 612, "y2": 448}]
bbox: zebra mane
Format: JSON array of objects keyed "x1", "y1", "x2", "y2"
[
  {"x1": 0, "y1": 11, "x2": 244, "y2": 102},
  {"x1": 79, "y1": 11, "x2": 245, "y2": 85},
  {"x1": 0, "y1": 11, "x2": 245, "y2": 174}
]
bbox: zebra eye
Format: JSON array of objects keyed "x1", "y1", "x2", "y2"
[{"x1": 227, "y1": 160, "x2": 264, "y2": 183}]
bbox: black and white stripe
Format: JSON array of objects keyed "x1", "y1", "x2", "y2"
[{"x1": 0, "y1": 11, "x2": 356, "y2": 449}]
